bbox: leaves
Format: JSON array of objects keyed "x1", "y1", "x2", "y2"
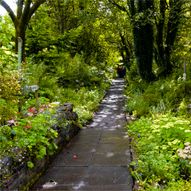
[
  {"x1": 27, "y1": 161, "x2": 34, "y2": 169},
  {"x1": 128, "y1": 114, "x2": 191, "y2": 189}
]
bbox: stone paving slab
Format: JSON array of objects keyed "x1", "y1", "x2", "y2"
[
  {"x1": 33, "y1": 167, "x2": 87, "y2": 184},
  {"x1": 95, "y1": 143, "x2": 129, "y2": 153},
  {"x1": 91, "y1": 153, "x2": 130, "y2": 166},
  {"x1": 31, "y1": 79, "x2": 133, "y2": 191},
  {"x1": 85, "y1": 166, "x2": 132, "y2": 185},
  {"x1": 51, "y1": 151, "x2": 93, "y2": 167},
  {"x1": 70, "y1": 134, "x2": 100, "y2": 145},
  {"x1": 64, "y1": 143, "x2": 97, "y2": 154}
]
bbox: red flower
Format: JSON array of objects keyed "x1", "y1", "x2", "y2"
[{"x1": 28, "y1": 107, "x2": 36, "y2": 113}]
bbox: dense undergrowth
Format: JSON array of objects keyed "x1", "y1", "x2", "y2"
[
  {"x1": 0, "y1": 20, "x2": 112, "y2": 185},
  {"x1": 0, "y1": 8, "x2": 116, "y2": 175},
  {"x1": 126, "y1": 70, "x2": 191, "y2": 190},
  {"x1": 0, "y1": 57, "x2": 111, "y2": 162}
]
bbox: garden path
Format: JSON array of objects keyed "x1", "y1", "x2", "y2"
[{"x1": 31, "y1": 79, "x2": 133, "y2": 191}]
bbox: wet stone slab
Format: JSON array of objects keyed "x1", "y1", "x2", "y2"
[
  {"x1": 64, "y1": 143, "x2": 97, "y2": 154},
  {"x1": 31, "y1": 79, "x2": 133, "y2": 191},
  {"x1": 70, "y1": 134, "x2": 100, "y2": 145},
  {"x1": 99, "y1": 134, "x2": 130, "y2": 144},
  {"x1": 85, "y1": 166, "x2": 132, "y2": 185},
  {"x1": 91, "y1": 153, "x2": 131, "y2": 166},
  {"x1": 95, "y1": 143, "x2": 130, "y2": 154},
  {"x1": 50, "y1": 150, "x2": 93, "y2": 167},
  {"x1": 32, "y1": 166, "x2": 88, "y2": 190}
]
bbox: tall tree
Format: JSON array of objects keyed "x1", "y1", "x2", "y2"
[
  {"x1": 108, "y1": 0, "x2": 189, "y2": 79},
  {"x1": 132, "y1": 0, "x2": 155, "y2": 81},
  {"x1": 98, "y1": 0, "x2": 133, "y2": 69},
  {"x1": 109, "y1": 0, "x2": 155, "y2": 81},
  {"x1": 0, "y1": 0, "x2": 46, "y2": 61},
  {"x1": 155, "y1": 0, "x2": 186, "y2": 76}
]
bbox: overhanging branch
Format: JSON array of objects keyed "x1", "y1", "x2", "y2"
[
  {"x1": 29, "y1": 0, "x2": 46, "y2": 19},
  {"x1": 21, "y1": 0, "x2": 32, "y2": 24},
  {"x1": 0, "y1": 0, "x2": 17, "y2": 26},
  {"x1": 17, "y1": 0, "x2": 24, "y2": 19},
  {"x1": 108, "y1": 0, "x2": 128, "y2": 13}
]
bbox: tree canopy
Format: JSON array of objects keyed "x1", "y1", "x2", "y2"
[{"x1": 0, "y1": 0, "x2": 191, "y2": 80}]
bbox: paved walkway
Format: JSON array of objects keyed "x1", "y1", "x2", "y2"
[{"x1": 31, "y1": 79, "x2": 133, "y2": 191}]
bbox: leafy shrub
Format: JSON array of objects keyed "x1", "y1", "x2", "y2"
[
  {"x1": 126, "y1": 96, "x2": 150, "y2": 117},
  {"x1": 56, "y1": 53, "x2": 107, "y2": 88},
  {"x1": 0, "y1": 15, "x2": 16, "y2": 70},
  {"x1": 59, "y1": 86, "x2": 106, "y2": 125},
  {"x1": 126, "y1": 76, "x2": 191, "y2": 117},
  {"x1": 0, "y1": 71, "x2": 20, "y2": 125},
  {"x1": 129, "y1": 114, "x2": 191, "y2": 190},
  {"x1": 0, "y1": 107, "x2": 58, "y2": 163},
  {"x1": 23, "y1": 61, "x2": 61, "y2": 101}
]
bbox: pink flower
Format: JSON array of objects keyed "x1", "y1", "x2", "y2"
[
  {"x1": 39, "y1": 108, "x2": 45, "y2": 113},
  {"x1": 7, "y1": 119, "x2": 16, "y2": 126},
  {"x1": 27, "y1": 112, "x2": 34, "y2": 117}
]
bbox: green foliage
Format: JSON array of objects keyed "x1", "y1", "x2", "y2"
[
  {"x1": 57, "y1": 53, "x2": 96, "y2": 87},
  {"x1": 26, "y1": 4, "x2": 58, "y2": 55},
  {"x1": 0, "y1": 16, "x2": 20, "y2": 125},
  {"x1": 27, "y1": 161, "x2": 34, "y2": 169},
  {"x1": 160, "y1": 180, "x2": 191, "y2": 191},
  {"x1": 0, "y1": 107, "x2": 58, "y2": 163},
  {"x1": 0, "y1": 71, "x2": 20, "y2": 100},
  {"x1": 126, "y1": 75, "x2": 191, "y2": 117},
  {"x1": 0, "y1": 71, "x2": 20, "y2": 125},
  {"x1": 26, "y1": 0, "x2": 117, "y2": 80},
  {"x1": 59, "y1": 85, "x2": 108, "y2": 125},
  {"x1": 129, "y1": 114, "x2": 191, "y2": 190},
  {"x1": 0, "y1": 99, "x2": 18, "y2": 126},
  {"x1": 127, "y1": 61, "x2": 191, "y2": 190},
  {"x1": 22, "y1": 60, "x2": 60, "y2": 101},
  {"x1": 0, "y1": 15, "x2": 15, "y2": 69}
]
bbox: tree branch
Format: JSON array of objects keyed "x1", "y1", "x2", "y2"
[
  {"x1": 0, "y1": 0, "x2": 17, "y2": 26},
  {"x1": 29, "y1": 0, "x2": 46, "y2": 19},
  {"x1": 128, "y1": 0, "x2": 135, "y2": 17},
  {"x1": 17, "y1": 0, "x2": 24, "y2": 19},
  {"x1": 21, "y1": 0, "x2": 32, "y2": 24},
  {"x1": 108, "y1": 0, "x2": 128, "y2": 13}
]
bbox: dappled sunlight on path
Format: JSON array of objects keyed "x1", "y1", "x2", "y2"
[{"x1": 31, "y1": 79, "x2": 133, "y2": 191}]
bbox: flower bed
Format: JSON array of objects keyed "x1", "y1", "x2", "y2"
[{"x1": 0, "y1": 103, "x2": 80, "y2": 191}]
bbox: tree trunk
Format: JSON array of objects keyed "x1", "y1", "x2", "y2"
[
  {"x1": 156, "y1": 0, "x2": 184, "y2": 76},
  {"x1": 119, "y1": 33, "x2": 131, "y2": 70},
  {"x1": 0, "y1": 0, "x2": 46, "y2": 63},
  {"x1": 15, "y1": 25, "x2": 26, "y2": 62},
  {"x1": 156, "y1": 0, "x2": 166, "y2": 67},
  {"x1": 133, "y1": 0, "x2": 155, "y2": 82}
]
